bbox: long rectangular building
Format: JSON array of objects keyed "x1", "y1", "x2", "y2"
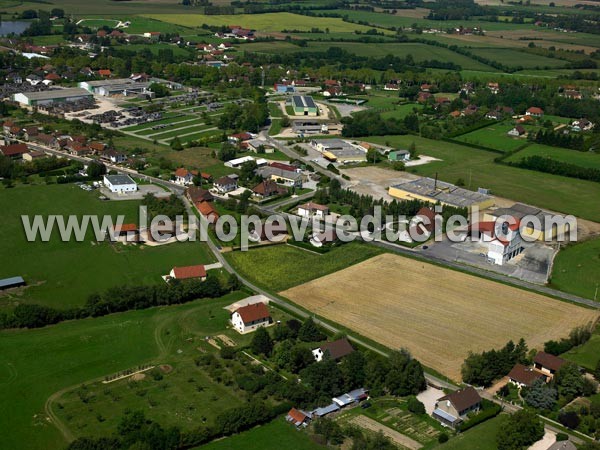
[
  {"x1": 292, "y1": 95, "x2": 318, "y2": 116},
  {"x1": 13, "y1": 88, "x2": 93, "y2": 107},
  {"x1": 389, "y1": 177, "x2": 494, "y2": 210}
]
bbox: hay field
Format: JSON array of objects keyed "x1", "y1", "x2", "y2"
[{"x1": 280, "y1": 254, "x2": 598, "y2": 381}]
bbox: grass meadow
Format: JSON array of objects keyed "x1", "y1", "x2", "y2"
[
  {"x1": 453, "y1": 121, "x2": 535, "y2": 152},
  {"x1": 143, "y1": 13, "x2": 389, "y2": 34},
  {"x1": 226, "y1": 242, "x2": 384, "y2": 292},
  {"x1": 197, "y1": 418, "x2": 324, "y2": 450},
  {"x1": 0, "y1": 184, "x2": 215, "y2": 311},
  {"x1": 0, "y1": 292, "x2": 247, "y2": 450},
  {"x1": 550, "y1": 237, "x2": 600, "y2": 301},
  {"x1": 506, "y1": 144, "x2": 600, "y2": 170},
  {"x1": 434, "y1": 415, "x2": 505, "y2": 449},
  {"x1": 364, "y1": 135, "x2": 600, "y2": 222}
]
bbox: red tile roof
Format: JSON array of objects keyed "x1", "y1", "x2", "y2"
[
  {"x1": 299, "y1": 202, "x2": 329, "y2": 212},
  {"x1": 508, "y1": 363, "x2": 545, "y2": 386},
  {"x1": 235, "y1": 302, "x2": 271, "y2": 324},
  {"x1": 527, "y1": 107, "x2": 544, "y2": 115},
  {"x1": 196, "y1": 201, "x2": 219, "y2": 219},
  {"x1": 172, "y1": 264, "x2": 206, "y2": 280},
  {"x1": 270, "y1": 162, "x2": 296, "y2": 172},
  {"x1": 175, "y1": 167, "x2": 191, "y2": 178},
  {"x1": 287, "y1": 408, "x2": 308, "y2": 424},
  {"x1": 0, "y1": 143, "x2": 28, "y2": 157}
]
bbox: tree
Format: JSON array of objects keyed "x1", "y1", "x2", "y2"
[
  {"x1": 250, "y1": 327, "x2": 273, "y2": 357},
  {"x1": 170, "y1": 137, "x2": 183, "y2": 151},
  {"x1": 300, "y1": 358, "x2": 344, "y2": 399},
  {"x1": 523, "y1": 379, "x2": 557, "y2": 410},
  {"x1": 554, "y1": 363, "x2": 585, "y2": 400},
  {"x1": 340, "y1": 351, "x2": 366, "y2": 390},
  {"x1": 497, "y1": 409, "x2": 544, "y2": 450},
  {"x1": 87, "y1": 161, "x2": 106, "y2": 179},
  {"x1": 217, "y1": 142, "x2": 237, "y2": 162},
  {"x1": 50, "y1": 8, "x2": 65, "y2": 18},
  {"x1": 149, "y1": 83, "x2": 170, "y2": 98},
  {"x1": 407, "y1": 396, "x2": 426, "y2": 415},
  {"x1": 558, "y1": 410, "x2": 580, "y2": 429},
  {"x1": 298, "y1": 318, "x2": 325, "y2": 342}
]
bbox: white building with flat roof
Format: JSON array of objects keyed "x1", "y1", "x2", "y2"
[{"x1": 103, "y1": 174, "x2": 137, "y2": 193}]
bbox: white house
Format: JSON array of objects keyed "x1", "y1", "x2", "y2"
[
  {"x1": 213, "y1": 176, "x2": 238, "y2": 193},
  {"x1": 174, "y1": 168, "x2": 196, "y2": 186},
  {"x1": 231, "y1": 302, "x2": 272, "y2": 334},
  {"x1": 103, "y1": 174, "x2": 137, "y2": 193},
  {"x1": 298, "y1": 202, "x2": 330, "y2": 219}
]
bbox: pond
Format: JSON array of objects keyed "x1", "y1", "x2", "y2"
[{"x1": 0, "y1": 21, "x2": 30, "y2": 36}]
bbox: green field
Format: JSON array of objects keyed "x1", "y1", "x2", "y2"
[
  {"x1": 506, "y1": 144, "x2": 600, "y2": 170},
  {"x1": 226, "y1": 242, "x2": 384, "y2": 292},
  {"x1": 145, "y1": 124, "x2": 215, "y2": 140},
  {"x1": 241, "y1": 41, "x2": 496, "y2": 72},
  {"x1": 0, "y1": 184, "x2": 215, "y2": 310},
  {"x1": 0, "y1": 292, "x2": 247, "y2": 450},
  {"x1": 434, "y1": 415, "x2": 505, "y2": 449},
  {"x1": 550, "y1": 238, "x2": 600, "y2": 301},
  {"x1": 121, "y1": 115, "x2": 197, "y2": 132},
  {"x1": 469, "y1": 48, "x2": 569, "y2": 69},
  {"x1": 197, "y1": 418, "x2": 324, "y2": 450},
  {"x1": 454, "y1": 122, "x2": 535, "y2": 152},
  {"x1": 562, "y1": 334, "x2": 600, "y2": 371},
  {"x1": 143, "y1": 12, "x2": 389, "y2": 34},
  {"x1": 364, "y1": 135, "x2": 600, "y2": 222},
  {"x1": 380, "y1": 103, "x2": 423, "y2": 120}
]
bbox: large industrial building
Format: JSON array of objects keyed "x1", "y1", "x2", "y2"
[
  {"x1": 310, "y1": 139, "x2": 367, "y2": 163},
  {"x1": 389, "y1": 177, "x2": 494, "y2": 210},
  {"x1": 13, "y1": 88, "x2": 93, "y2": 107},
  {"x1": 78, "y1": 78, "x2": 152, "y2": 97},
  {"x1": 291, "y1": 95, "x2": 318, "y2": 116}
]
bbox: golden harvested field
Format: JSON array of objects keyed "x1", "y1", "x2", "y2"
[{"x1": 280, "y1": 254, "x2": 599, "y2": 381}]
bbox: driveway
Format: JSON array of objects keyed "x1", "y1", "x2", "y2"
[{"x1": 416, "y1": 386, "x2": 445, "y2": 415}]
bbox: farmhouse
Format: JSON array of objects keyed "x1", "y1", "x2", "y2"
[
  {"x1": 103, "y1": 149, "x2": 127, "y2": 164},
  {"x1": 286, "y1": 408, "x2": 311, "y2": 427},
  {"x1": 508, "y1": 363, "x2": 545, "y2": 388},
  {"x1": 389, "y1": 177, "x2": 494, "y2": 210},
  {"x1": 291, "y1": 95, "x2": 318, "y2": 116},
  {"x1": 533, "y1": 352, "x2": 567, "y2": 381},
  {"x1": 213, "y1": 176, "x2": 238, "y2": 193},
  {"x1": 508, "y1": 125, "x2": 527, "y2": 137},
  {"x1": 186, "y1": 186, "x2": 214, "y2": 204},
  {"x1": 525, "y1": 107, "x2": 544, "y2": 117},
  {"x1": 432, "y1": 387, "x2": 481, "y2": 429},
  {"x1": 298, "y1": 202, "x2": 330, "y2": 219},
  {"x1": 169, "y1": 265, "x2": 207, "y2": 282},
  {"x1": 0, "y1": 276, "x2": 26, "y2": 290},
  {"x1": 23, "y1": 151, "x2": 46, "y2": 162},
  {"x1": 312, "y1": 338, "x2": 354, "y2": 362},
  {"x1": 0, "y1": 143, "x2": 29, "y2": 159},
  {"x1": 13, "y1": 88, "x2": 93, "y2": 107},
  {"x1": 195, "y1": 201, "x2": 219, "y2": 224},
  {"x1": 103, "y1": 174, "x2": 137, "y2": 194},
  {"x1": 231, "y1": 302, "x2": 272, "y2": 334},
  {"x1": 228, "y1": 132, "x2": 252, "y2": 144}
]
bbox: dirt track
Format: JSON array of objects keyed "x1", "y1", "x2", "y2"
[{"x1": 281, "y1": 254, "x2": 598, "y2": 381}]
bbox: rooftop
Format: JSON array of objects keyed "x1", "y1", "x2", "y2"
[
  {"x1": 16, "y1": 88, "x2": 92, "y2": 101},
  {"x1": 391, "y1": 177, "x2": 492, "y2": 208},
  {"x1": 104, "y1": 174, "x2": 136, "y2": 186},
  {"x1": 292, "y1": 95, "x2": 316, "y2": 109}
]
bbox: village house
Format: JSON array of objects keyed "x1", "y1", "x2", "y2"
[
  {"x1": 196, "y1": 201, "x2": 219, "y2": 224},
  {"x1": 169, "y1": 264, "x2": 207, "y2": 282},
  {"x1": 298, "y1": 202, "x2": 330, "y2": 219},
  {"x1": 533, "y1": 352, "x2": 567, "y2": 381},
  {"x1": 32, "y1": 133, "x2": 59, "y2": 148},
  {"x1": 257, "y1": 166, "x2": 303, "y2": 188},
  {"x1": 286, "y1": 408, "x2": 311, "y2": 428},
  {"x1": 432, "y1": 387, "x2": 482, "y2": 429},
  {"x1": 103, "y1": 149, "x2": 127, "y2": 164},
  {"x1": 508, "y1": 125, "x2": 527, "y2": 137},
  {"x1": 571, "y1": 118, "x2": 594, "y2": 132},
  {"x1": 23, "y1": 151, "x2": 46, "y2": 162},
  {"x1": 228, "y1": 132, "x2": 253, "y2": 144},
  {"x1": 186, "y1": 186, "x2": 214, "y2": 204},
  {"x1": 508, "y1": 363, "x2": 546, "y2": 388},
  {"x1": 252, "y1": 180, "x2": 287, "y2": 198},
  {"x1": 231, "y1": 302, "x2": 272, "y2": 334},
  {"x1": 525, "y1": 107, "x2": 544, "y2": 118},
  {"x1": 0, "y1": 143, "x2": 29, "y2": 160},
  {"x1": 487, "y1": 82, "x2": 500, "y2": 94},
  {"x1": 312, "y1": 338, "x2": 354, "y2": 362},
  {"x1": 23, "y1": 126, "x2": 39, "y2": 140},
  {"x1": 213, "y1": 176, "x2": 238, "y2": 194},
  {"x1": 174, "y1": 168, "x2": 196, "y2": 186}
]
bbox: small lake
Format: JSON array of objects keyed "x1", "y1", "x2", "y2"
[{"x1": 0, "y1": 21, "x2": 30, "y2": 36}]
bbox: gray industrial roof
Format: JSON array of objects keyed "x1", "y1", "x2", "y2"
[
  {"x1": 104, "y1": 174, "x2": 136, "y2": 185},
  {"x1": 391, "y1": 177, "x2": 492, "y2": 208},
  {"x1": 0, "y1": 276, "x2": 25, "y2": 289},
  {"x1": 84, "y1": 78, "x2": 136, "y2": 87},
  {"x1": 292, "y1": 95, "x2": 316, "y2": 109},
  {"x1": 258, "y1": 166, "x2": 302, "y2": 181},
  {"x1": 19, "y1": 88, "x2": 92, "y2": 101}
]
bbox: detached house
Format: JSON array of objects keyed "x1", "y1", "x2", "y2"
[
  {"x1": 525, "y1": 107, "x2": 544, "y2": 118},
  {"x1": 432, "y1": 387, "x2": 481, "y2": 429},
  {"x1": 533, "y1": 352, "x2": 566, "y2": 381},
  {"x1": 0, "y1": 143, "x2": 29, "y2": 160},
  {"x1": 231, "y1": 302, "x2": 272, "y2": 334},
  {"x1": 508, "y1": 125, "x2": 527, "y2": 137},
  {"x1": 169, "y1": 264, "x2": 207, "y2": 282},
  {"x1": 213, "y1": 176, "x2": 238, "y2": 194},
  {"x1": 508, "y1": 363, "x2": 545, "y2": 388},
  {"x1": 286, "y1": 408, "x2": 311, "y2": 428},
  {"x1": 174, "y1": 168, "x2": 196, "y2": 186},
  {"x1": 298, "y1": 202, "x2": 329, "y2": 219},
  {"x1": 312, "y1": 338, "x2": 354, "y2": 362}
]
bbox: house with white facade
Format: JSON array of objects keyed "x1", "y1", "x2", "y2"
[
  {"x1": 213, "y1": 176, "x2": 238, "y2": 193},
  {"x1": 470, "y1": 220, "x2": 523, "y2": 266},
  {"x1": 298, "y1": 202, "x2": 330, "y2": 219},
  {"x1": 174, "y1": 168, "x2": 196, "y2": 186},
  {"x1": 231, "y1": 302, "x2": 272, "y2": 334}
]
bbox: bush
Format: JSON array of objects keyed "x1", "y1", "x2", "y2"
[
  {"x1": 458, "y1": 401, "x2": 501, "y2": 432},
  {"x1": 555, "y1": 433, "x2": 569, "y2": 441},
  {"x1": 407, "y1": 396, "x2": 426, "y2": 415},
  {"x1": 438, "y1": 432, "x2": 449, "y2": 443}
]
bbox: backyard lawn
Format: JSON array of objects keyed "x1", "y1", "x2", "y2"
[{"x1": 550, "y1": 237, "x2": 600, "y2": 301}]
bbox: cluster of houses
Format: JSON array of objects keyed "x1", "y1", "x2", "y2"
[{"x1": 508, "y1": 351, "x2": 568, "y2": 388}]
